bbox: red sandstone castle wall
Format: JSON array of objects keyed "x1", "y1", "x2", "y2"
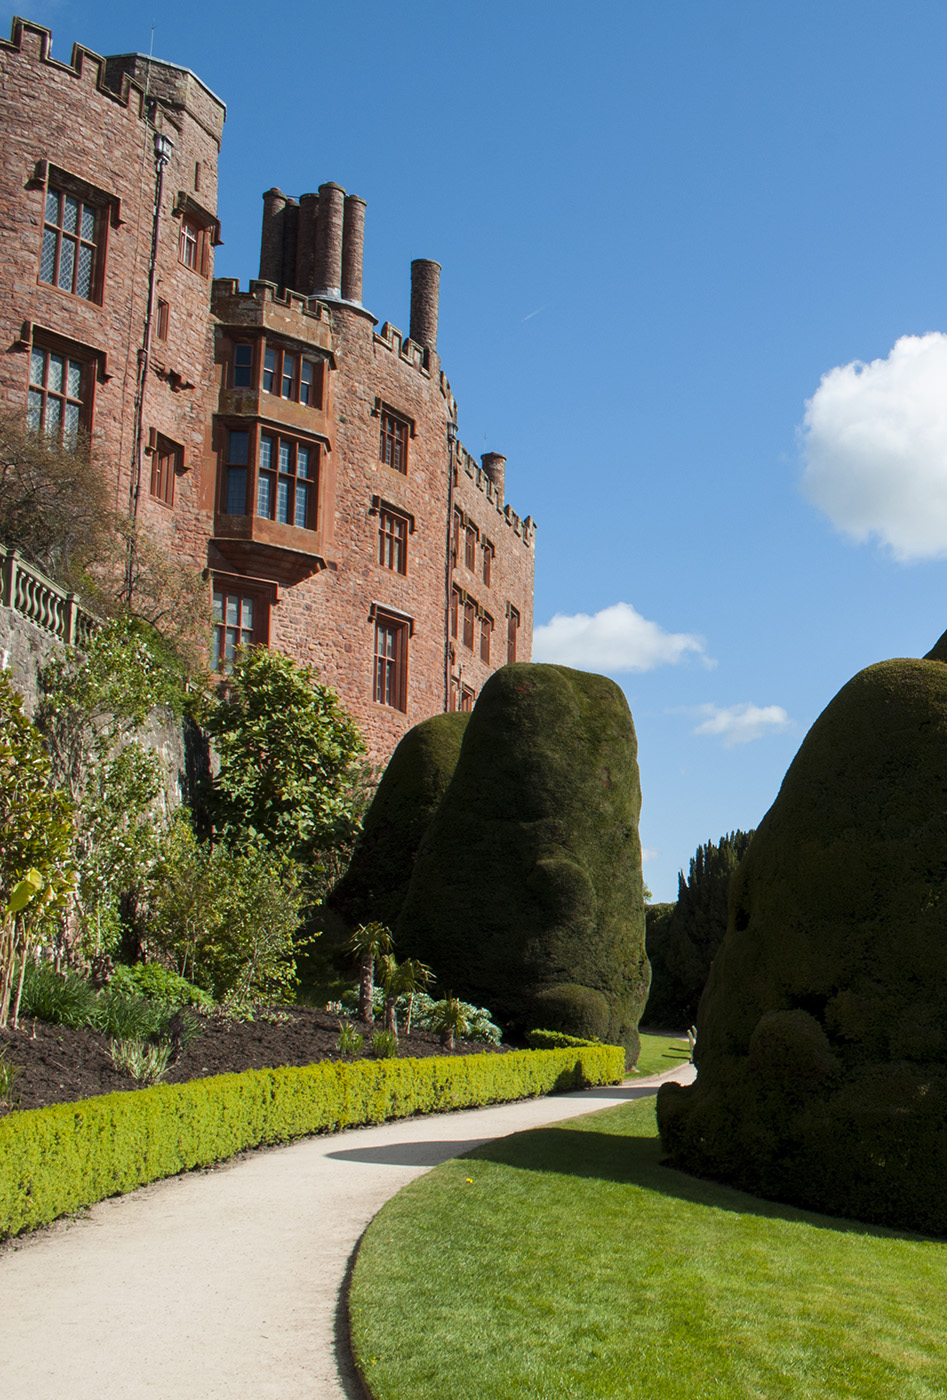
[
  {"x1": 0, "y1": 19, "x2": 223, "y2": 579},
  {"x1": 0, "y1": 19, "x2": 535, "y2": 769}
]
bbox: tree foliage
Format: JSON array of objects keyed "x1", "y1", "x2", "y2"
[
  {"x1": 0, "y1": 409, "x2": 112, "y2": 587},
  {"x1": 145, "y1": 816, "x2": 307, "y2": 1005},
  {"x1": 643, "y1": 830, "x2": 754, "y2": 1028},
  {"x1": 0, "y1": 671, "x2": 76, "y2": 1025},
  {"x1": 204, "y1": 646, "x2": 368, "y2": 866}
]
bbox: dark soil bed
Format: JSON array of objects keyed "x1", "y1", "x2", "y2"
[{"x1": 0, "y1": 1007, "x2": 508, "y2": 1117}]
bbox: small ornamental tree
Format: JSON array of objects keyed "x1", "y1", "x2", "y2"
[
  {"x1": 36, "y1": 618, "x2": 181, "y2": 959},
  {"x1": 203, "y1": 647, "x2": 368, "y2": 867},
  {"x1": 0, "y1": 671, "x2": 76, "y2": 1026}
]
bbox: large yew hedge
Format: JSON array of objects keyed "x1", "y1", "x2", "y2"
[
  {"x1": 658, "y1": 654, "x2": 947, "y2": 1236},
  {"x1": 395, "y1": 663, "x2": 650, "y2": 1062}
]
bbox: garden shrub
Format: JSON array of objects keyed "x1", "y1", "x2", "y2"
[
  {"x1": 658, "y1": 652, "x2": 947, "y2": 1236},
  {"x1": 529, "y1": 983, "x2": 610, "y2": 1041},
  {"x1": 0, "y1": 1044, "x2": 625, "y2": 1239},
  {"x1": 328, "y1": 712, "x2": 470, "y2": 936},
  {"x1": 109, "y1": 963, "x2": 213, "y2": 1010},
  {"x1": 396, "y1": 664, "x2": 649, "y2": 1062},
  {"x1": 525, "y1": 1028, "x2": 602, "y2": 1049}
]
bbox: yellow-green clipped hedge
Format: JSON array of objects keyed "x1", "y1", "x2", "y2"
[{"x1": 0, "y1": 1044, "x2": 623, "y2": 1238}]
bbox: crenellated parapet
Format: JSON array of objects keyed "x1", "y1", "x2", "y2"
[
  {"x1": 454, "y1": 442, "x2": 537, "y2": 545},
  {"x1": 373, "y1": 321, "x2": 435, "y2": 377},
  {"x1": 1, "y1": 17, "x2": 226, "y2": 141}
]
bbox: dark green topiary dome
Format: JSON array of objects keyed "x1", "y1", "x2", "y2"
[
  {"x1": 328, "y1": 712, "x2": 470, "y2": 936},
  {"x1": 658, "y1": 653, "x2": 947, "y2": 1235},
  {"x1": 395, "y1": 663, "x2": 650, "y2": 1061}
]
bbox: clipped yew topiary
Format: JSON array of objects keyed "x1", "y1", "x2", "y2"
[
  {"x1": 658, "y1": 653, "x2": 947, "y2": 1235},
  {"x1": 395, "y1": 663, "x2": 649, "y2": 1062},
  {"x1": 328, "y1": 712, "x2": 470, "y2": 936}
]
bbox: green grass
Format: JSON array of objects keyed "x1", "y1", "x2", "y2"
[
  {"x1": 631, "y1": 1031, "x2": 691, "y2": 1077},
  {"x1": 349, "y1": 1097, "x2": 947, "y2": 1400}
]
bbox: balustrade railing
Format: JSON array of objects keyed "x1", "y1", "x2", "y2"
[{"x1": 0, "y1": 545, "x2": 98, "y2": 647}]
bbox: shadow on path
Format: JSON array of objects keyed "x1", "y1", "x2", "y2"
[{"x1": 325, "y1": 1140, "x2": 491, "y2": 1168}]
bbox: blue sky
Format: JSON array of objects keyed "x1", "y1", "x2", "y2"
[{"x1": 10, "y1": 0, "x2": 947, "y2": 900}]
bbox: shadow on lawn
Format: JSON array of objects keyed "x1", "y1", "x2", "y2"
[{"x1": 465, "y1": 1125, "x2": 936, "y2": 1244}]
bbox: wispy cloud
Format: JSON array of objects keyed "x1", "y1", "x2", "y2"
[
  {"x1": 801, "y1": 332, "x2": 947, "y2": 561},
  {"x1": 533, "y1": 601, "x2": 710, "y2": 673},
  {"x1": 521, "y1": 305, "x2": 546, "y2": 322},
  {"x1": 641, "y1": 847, "x2": 660, "y2": 864},
  {"x1": 685, "y1": 702, "x2": 793, "y2": 748}
]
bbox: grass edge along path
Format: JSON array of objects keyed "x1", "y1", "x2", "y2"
[{"x1": 349, "y1": 1096, "x2": 947, "y2": 1400}]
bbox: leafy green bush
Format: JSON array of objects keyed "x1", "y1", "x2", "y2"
[
  {"x1": 94, "y1": 991, "x2": 170, "y2": 1041},
  {"x1": 202, "y1": 646, "x2": 368, "y2": 866},
  {"x1": 0, "y1": 1044, "x2": 625, "y2": 1238},
  {"x1": 145, "y1": 817, "x2": 307, "y2": 1004},
  {"x1": 525, "y1": 1028, "x2": 602, "y2": 1049},
  {"x1": 110, "y1": 963, "x2": 212, "y2": 1010}
]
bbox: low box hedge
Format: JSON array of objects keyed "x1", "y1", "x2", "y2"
[{"x1": 0, "y1": 1044, "x2": 624, "y2": 1239}]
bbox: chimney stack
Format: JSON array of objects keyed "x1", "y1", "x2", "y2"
[
  {"x1": 410, "y1": 258, "x2": 441, "y2": 354},
  {"x1": 481, "y1": 453, "x2": 506, "y2": 507},
  {"x1": 259, "y1": 187, "x2": 287, "y2": 284},
  {"x1": 313, "y1": 182, "x2": 345, "y2": 297},
  {"x1": 295, "y1": 192, "x2": 319, "y2": 297},
  {"x1": 341, "y1": 194, "x2": 366, "y2": 303}
]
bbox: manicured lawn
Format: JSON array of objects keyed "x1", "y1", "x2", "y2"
[
  {"x1": 349, "y1": 1097, "x2": 947, "y2": 1400},
  {"x1": 632, "y1": 1031, "x2": 692, "y2": 1077}
]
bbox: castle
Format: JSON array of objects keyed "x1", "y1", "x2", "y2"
[{"x1": 0, "y1": 17, "x2": 535, "y2": 761}]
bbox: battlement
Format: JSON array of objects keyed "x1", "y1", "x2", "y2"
[
  {"x1": 374, "y1": 320, "x2": 438, "y2": 377},
  {"x1": 455, "y1": 442, "x2": 536, "y2": 546},
  {"x1": 212, "y1": 278, "x2": 333, "y2": 327},
  {"x1": 1, "y1": 18, "x2": 226, "y2": 140}
]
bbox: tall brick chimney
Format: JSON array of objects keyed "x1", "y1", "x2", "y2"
[
  {"x1": 313, "y1": 181, "x2": 345, "y2": 297},
  {"x1": 410, "y1": 259, "x2": 440, "y2": 354},
  {"x1": 295, "y1": 192, "x2": 319, "y2": 298},
  {"x1": 341, "y1": 194, "x2": 366, "y2": 303},
  {"x1": 259, "y1": 187, "x2": 287, "y2": 284},
  {"x1": 481, "y1": 452, "x2": 506, "y2": 507}
]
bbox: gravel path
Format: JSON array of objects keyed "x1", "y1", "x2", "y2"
[{"x1": 1, "y1": 1063, "x2": 695, "y2": 1400}]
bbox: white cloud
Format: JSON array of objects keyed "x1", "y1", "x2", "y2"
[
  {"x1": 800, "y1": 332, "x2": 947, "y2": 560},
  {"x1": 532, "y1": 602, "x2": 709, "y2": 673},
  {"x1": 641, "y1": 847, "x2": 660, "y2": 864},
  {"x1": 689, "y1": 702, "x2": 792, "y2": 748}
]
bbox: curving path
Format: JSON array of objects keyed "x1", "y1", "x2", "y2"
[{"x1": 1, "y1": 1062, "x2": 694, "y2": 1400}]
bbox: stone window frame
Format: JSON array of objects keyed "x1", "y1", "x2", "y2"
[
  {"x1": 479, "y1": 611, "x2": 493, "y2": 664},
  {"x1": 147, "y1": 429, "x2": 183, "y2": 508},
  {"x1": 482, "y1": 538, "x2": 494, "y2": 587},
  {"x1": 173, "y1": 192, "x2": 220, "y2": 279},
  {"x1": 210, "y1": 572, "x2": 276, "y2": 673},
  {"x1": 375, "y1": 401, "x2": 413, "y2": 475},
  {"x1": 218, "y1": 420, "x2": 324, "y2": 531},
  {"x1": 370, "y1": 603, "x2": 413, "y2": 712},
  {"x1": 27, "y1": 331, "x2": 99, "y2": 443},
  {"x1": 372, "y1": 497, "x2": 413, "y2": 575},
  {"x1": 35, "y1": 162, "x2": 119, "y2": 306},
  {"x1": 507, "y1": 603, "x2": 520, "y2": 664},
  {"x1": 261, "y1": 342, "x2": 325, "y2": 408}
]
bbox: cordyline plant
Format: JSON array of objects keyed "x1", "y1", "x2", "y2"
[{"x1": 0, "y1": 670, "x2": 76, "y2": 1028}]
